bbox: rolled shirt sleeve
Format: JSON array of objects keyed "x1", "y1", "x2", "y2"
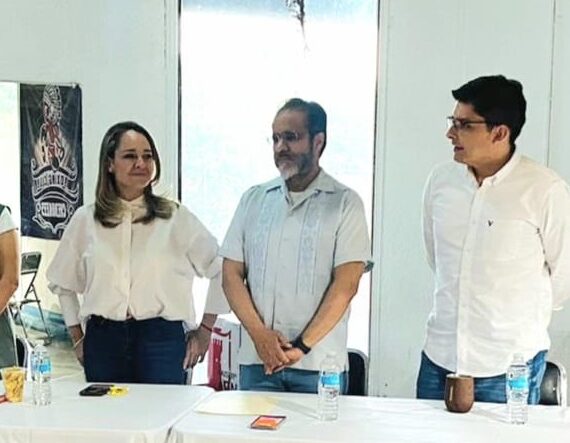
[
  {"x1": 55, "y1": 289, "x2": 82, "y2": 327},
  {"x1": 46, "y1": 208, "x2": 88, "y2": 326}
]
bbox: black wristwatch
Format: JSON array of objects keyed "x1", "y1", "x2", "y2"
[{"x1": 291, "y1": 336, "x2": 311, "y2": 354}]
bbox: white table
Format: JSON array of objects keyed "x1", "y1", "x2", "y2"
[
  {"x1": 0, "y1": 377, "x2": 213, "y2": 443},
  {"x1": 168, "y1": 391, "x2": 570, "y2": 443}
]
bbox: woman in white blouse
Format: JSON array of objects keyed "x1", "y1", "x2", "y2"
[
  {"x1": 47, "y1": 121, "x2": 228, "y2": 384},
  {"x1": 0, "y1": 205, "x2": 19, "y2": 370}
]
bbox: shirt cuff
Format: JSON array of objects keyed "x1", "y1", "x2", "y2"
[{"x1": 57, "y1": 291, "x2": 81, "y2": 326}]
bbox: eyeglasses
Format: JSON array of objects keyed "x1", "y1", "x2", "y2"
[
  {"x1": 270, "y1": 131, "x2": 306, "y2": 145},
  {"x1": 446, "y1": 116, "x2": 495, "y2": 131}
]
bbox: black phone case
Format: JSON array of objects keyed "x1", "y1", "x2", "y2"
[{"x1": 79, "y1": 384, "x2": 112, "y2": 396}]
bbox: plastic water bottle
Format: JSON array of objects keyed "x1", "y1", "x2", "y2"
[
  {"x1": 318, "y1": 352, "x2": 341, "y2": 421},
  {"x1": 31, "y1": 343, "x2": 52, "y2": 406},
  {"x1": 506, "y1": 353, "x2": 529, "y2": 424}
]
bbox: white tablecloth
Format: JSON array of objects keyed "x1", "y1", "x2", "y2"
[
  {"x1": 0, "y1": 377, "x2": 213, "y2": 443},
  {"x1": 168, "y1": 391, "x2": 570, "y2": 443}
]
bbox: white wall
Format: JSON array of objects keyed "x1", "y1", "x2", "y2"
[
  {"x1": 3, "y1": 0, "x2": 570, "y2": 399},
  {"x1": 0, "y1": 0, "x2": 179, "y2": 312},
  {"x1": 370, "y1": 0, "x2": 570, "y2": 398},
  {"x1": 546, "y1": 0, "x2": 570, "y2": 391}
]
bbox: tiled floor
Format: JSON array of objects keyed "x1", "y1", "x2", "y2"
[{"x1": 14, "y1": 325, "x2": 82, "y2": 380}]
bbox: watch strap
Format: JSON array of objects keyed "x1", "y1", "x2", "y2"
[{"x1": 292, "y1": 336, "x2": 311, "y2": 354}]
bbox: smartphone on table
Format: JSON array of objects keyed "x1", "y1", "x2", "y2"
[
  {"x1": 79, "y1": 384, "x2": 113, "y2": 397},
  {"x1": 249, "y1": 415, "x2": 286, "y2": 430}
]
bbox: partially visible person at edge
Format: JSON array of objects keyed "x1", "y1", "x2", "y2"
[
  {"x1": 221, "y1": 98, "x2": 372, "y2": 393},
  {"x1": 418, "y1": 75, "x2": 570, "y2": 403},
  {"x1": 47, "y1": 121, "x2": 229, "y2": 384},
  {"x1": 0, "y1": 204, "x2": 19, "y2": 373}
]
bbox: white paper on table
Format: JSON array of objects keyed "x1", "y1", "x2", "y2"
[{"x1": 194, "y1": 391, "x2": 277, "y2": 415}]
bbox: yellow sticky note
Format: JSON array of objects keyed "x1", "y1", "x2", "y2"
[{"x1": 108, "y1": 386, "x2": 128, "y2": 397}]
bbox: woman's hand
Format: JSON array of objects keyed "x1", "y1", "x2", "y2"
[
  {"x1": 68, "y1": 324, "x2": 84, "y2": 367},
  {"x1": 183, "y1": 327, "x2": 211, "y2": 369},
  {"x1": 74, "y1": 339, "x2": 84, "y2": 366}
]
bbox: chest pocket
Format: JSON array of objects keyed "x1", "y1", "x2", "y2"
[{"x1": 481, "y1": 219, "x2": 541, "y2": 261}]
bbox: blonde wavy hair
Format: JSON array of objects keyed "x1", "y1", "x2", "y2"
[{"x1": 94, "y1": 121, "x2": 176, "y2": 227}]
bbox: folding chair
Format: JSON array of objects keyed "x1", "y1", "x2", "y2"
[
  {"x1": 9, "y1": 251, "x2": 52, "y2": 344},
  {"x1": 539, "y1": 360, "x2": 567, "y2": 406},
  {"x1": 347, "y1": 348, "x2": 369, "y2": 396}
]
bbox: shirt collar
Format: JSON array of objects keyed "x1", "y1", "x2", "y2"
[
  {"x1": 119, "y1": 195, "x2": 147, "y2": 219},
  {"x1": 465, "y1": 152, "x2": 521, "y2": 186},
  {"x1": 263, "y1": 169, "x2": 338, "y2": 194}
]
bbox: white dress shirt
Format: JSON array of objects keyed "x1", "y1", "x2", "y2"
[
  {"x1": 47, "y1": 197, "x2": 229, "y2": 327},
  {"x1": 221, "y1": 170, "x2": 372, "y2": 371},
  {"x1": 423, "y1": 153, "x2": 570, "y2": 377}
]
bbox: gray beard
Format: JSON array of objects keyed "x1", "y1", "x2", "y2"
[{"x1": 277, "y1": 162, "x2": 300, "y2": 181}]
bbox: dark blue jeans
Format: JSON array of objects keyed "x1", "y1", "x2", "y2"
[
  {"x1": 240, "y1": 364, "x2": 348, "y2": 394},
  {"x1": 416, "y1": 351, "x2": 547, "y2": 404},
  {"x1": 84, "y1": 316, "x2": 186, "y2": 384}
]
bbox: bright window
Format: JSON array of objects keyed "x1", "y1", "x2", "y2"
[{"x1": 181, "y1": 1, "x2": 378, "y2": 364}]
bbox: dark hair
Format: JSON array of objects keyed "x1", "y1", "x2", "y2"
[
  {"x1": 276, "y1": 98, "x2": 327, "y2": 154},
  {"x1": 452, "y1": 75, "x2": 526, "y2": 152},
  {"x1": 94, "y1": 121, "x2": 175, "y2": 227}
]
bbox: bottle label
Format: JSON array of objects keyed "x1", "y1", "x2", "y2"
[
  {"x1": 508, "y1": 375, "x2": 528, "y2": 390},
  {"x1": 321, "y1": 373, "x2": 340, "y2": 387},
  {"x1": 38, "y1": 361, "x2": 51, "y2": 374}
]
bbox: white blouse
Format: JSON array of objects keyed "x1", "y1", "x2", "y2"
[{"x1": 47, "y1": 197, "x2": 229, "y2": 327}]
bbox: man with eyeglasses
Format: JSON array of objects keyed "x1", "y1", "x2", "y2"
[
  {"x1": 417, "y1": 75, "x2": 570, "y2": 403},
  {"x1": 221, "y1": 98, "x2": 372, "y2": 393}
]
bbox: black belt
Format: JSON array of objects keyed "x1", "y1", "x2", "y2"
[{"x1": 89, "y1": 315, "x2": 137, "y2": 325}]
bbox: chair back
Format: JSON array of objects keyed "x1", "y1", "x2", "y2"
[
  {"x1": 14, "y1": 251, "x2": 42, "y2": 302},
  {"x1": 347, "y1": 348, "x2": 368, "y2": 396},
  {"x1": 21, "y1": 252, "x2": 42, "y2": 275},
  {"x1": 15, "y1": 336, "x2": 33, "y2": 376},
  {"x1": 539, "y1": 360, "x2": 567, "y2": 406},
  {"x1": 15, "y1": 336, "x2": 27, "y2": 367},
  {"x1": 9, "y1": 252, "x2": 51, "y2": 344}
]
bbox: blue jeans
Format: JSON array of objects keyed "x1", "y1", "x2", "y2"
[
  {"x1": 84, "y1": 316, "x2": 186, "y2": 384},
  {"x1": 240, "y1": 364, "x2": 348, "y2": 394},
  {"x1": 416, "y1": 351, "x2": 547, "y2": 404}
]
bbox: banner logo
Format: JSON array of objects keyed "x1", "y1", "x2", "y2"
[{"x1": 21, "y1": 84, "x2": 83, "y2": 240}]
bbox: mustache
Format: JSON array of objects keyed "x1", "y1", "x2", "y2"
[{"x1": 275, "y1": 154, "x2": 295, "y2": 162}]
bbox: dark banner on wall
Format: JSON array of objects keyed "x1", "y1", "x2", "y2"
[{"x1": 20, "y1": 84, "x2": 83, "y2": 240}]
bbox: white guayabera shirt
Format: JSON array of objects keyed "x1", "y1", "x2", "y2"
[
  {"x1": 423, "y1": 153, "x2": 570, "y2": 377},
  {"x1": 47, "y1": 196, "x2": 229, "y2": 328},
  {"x1": 221, "y1": 169, "x2": 372, "y2": 371}
]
